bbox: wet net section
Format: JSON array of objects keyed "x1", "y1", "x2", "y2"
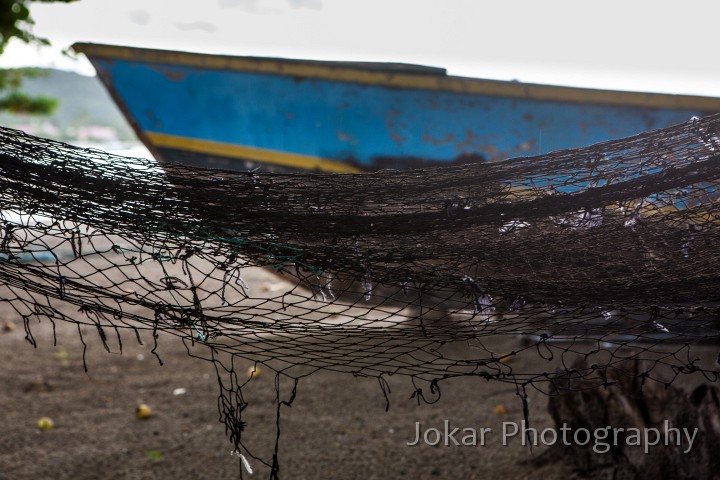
[{"x1": 1, "y1": 115, "x2": 720, "y2": 476}]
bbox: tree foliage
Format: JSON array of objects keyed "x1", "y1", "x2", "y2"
[{"x1": 0, "y1": 0, "x2": 77, "y2": 114}]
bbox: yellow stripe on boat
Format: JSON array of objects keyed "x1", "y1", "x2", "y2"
[
  {"x1": 146, "y1": 132, "x2": 362, "y2": 173},
  {"x1": 73, "y1": 43, "x2": 720, "y2": 112}
]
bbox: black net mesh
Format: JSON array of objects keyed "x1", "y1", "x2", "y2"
[{"x1": 1, "y1": 114, "x2": 720, "y2": 477}]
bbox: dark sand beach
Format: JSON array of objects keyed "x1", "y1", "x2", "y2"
[
  {"x1": 0, "y1": 265, "x2": 578, "y2": 480},
  {"x1": 0, "y1": 265, "x2": 716, "y2": 479}
]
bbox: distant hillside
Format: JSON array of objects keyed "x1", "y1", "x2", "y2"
[{"x1": 0, "y1": 68, "x2": 136, "y2": 143}]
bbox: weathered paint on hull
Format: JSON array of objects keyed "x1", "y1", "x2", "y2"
[{"x1": 74, "y1": 43, "x2": 720, "y2": 173}]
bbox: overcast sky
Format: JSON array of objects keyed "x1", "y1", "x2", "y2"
[{"x1": 2, "y1": 0, "x2": 719, "y2": 96}]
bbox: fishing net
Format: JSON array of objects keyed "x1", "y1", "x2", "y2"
[{"x1": 1, "y1": 114, "x2": 720, "y2": 477}]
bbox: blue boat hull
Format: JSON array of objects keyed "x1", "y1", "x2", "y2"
[{"x1": 74, "y1": 43, "x2": 720, "y2": 173}]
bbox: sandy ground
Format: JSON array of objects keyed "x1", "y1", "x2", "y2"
[
  {"x1": 0, "y1": 317, "x2": 575, "y2": 480},
  {"x1": 0, "y1": 262, "x2": 716, "y2": 479},
  {"x1": 0, "y1": 264, "x2": 582, "y2": 480}
]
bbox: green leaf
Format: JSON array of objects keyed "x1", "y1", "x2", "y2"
[
  {"x1": 0, "y1": 0, "x2": 78, "y2": 54},
  {"x1": 0, "y1": 90, "x2": 58, "y2": 114},
  {"x1": 143, "y1": 450, "x2": 164, "y2": 460},
  {"x1": 0, "y1": 1, "x2": 77, "y2": 114}
]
